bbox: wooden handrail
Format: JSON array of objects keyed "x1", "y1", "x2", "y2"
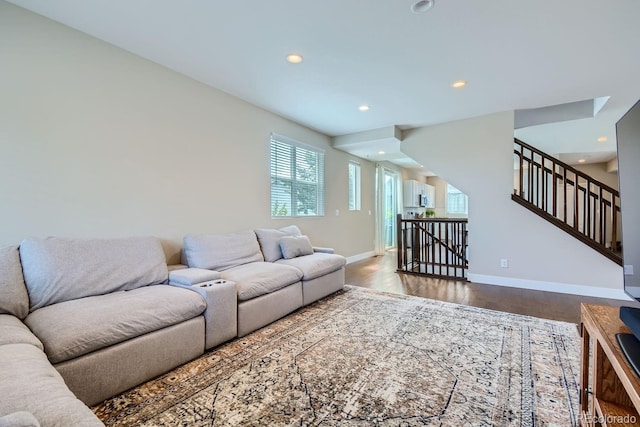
[{"x1": 513, "y1": 138, "x2": 622, "y2": 265}]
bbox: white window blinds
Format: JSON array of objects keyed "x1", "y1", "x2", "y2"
[{"x1": 270, "y1": 133, "x2": 325, "y2": 217}]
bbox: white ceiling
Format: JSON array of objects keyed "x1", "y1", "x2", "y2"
[{"x1": 8, "y1": 0, "x2": 640, "y2": 169}]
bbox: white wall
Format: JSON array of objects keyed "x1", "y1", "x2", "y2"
[
  {"x1": 575, "y1": 162, "x2": 619, "y2": 190},
  {"x1": 0, "y1": 2, "x2": 376, "y2": 263},
  {"x1": 402, "y1": 111, "x2": 625, "y2": 297}
]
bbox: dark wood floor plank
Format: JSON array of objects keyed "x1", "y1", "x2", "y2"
[{"x1": 345, "y1": 251, "x2": 633, "y2": 324}]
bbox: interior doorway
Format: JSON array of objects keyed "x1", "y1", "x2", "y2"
[
  {"x1": 384, "y1": 169, "x2": 399, "y2": 249},
  {"x1": 375, "y1": 165, "x2": 400, "y2": 255}
]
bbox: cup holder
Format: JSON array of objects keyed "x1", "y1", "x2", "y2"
[{"x1": 198, "y1": 279, "x2": 227, "y2": 287}]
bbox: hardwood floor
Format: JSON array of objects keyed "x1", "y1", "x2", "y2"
[{"x1": 345, "y1": 251, "x2": 633, "y2": 324}]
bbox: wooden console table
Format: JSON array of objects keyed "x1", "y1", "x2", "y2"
[{"x1": 581, "y1": 303, "x2": 640, "y2": 426}]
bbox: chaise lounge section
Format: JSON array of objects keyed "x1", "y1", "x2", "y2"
[{"x1": 0, "y1": 245, "x2": 103, "y2": 426}]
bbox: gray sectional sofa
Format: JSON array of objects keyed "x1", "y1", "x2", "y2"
[{"x1": 0, "y1": 227, "x2": 345, "y2": 427}]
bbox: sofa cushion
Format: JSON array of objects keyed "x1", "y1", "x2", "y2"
[
  {"x1": 0, "y1": 343, "x2": 103, "y2": 426},
  {"x1": 276, "y1": 253, "x2": 347, "y2": 281},
  {"x1": 0, "y1": 245, "x2": 30, "y2": 319},
  {"x1": 254, "y1": 225, "x2": 302, "y2": 262},
  {"x1": 0, "y1": 315, "x2": 43, "y2": 349},
  {"x1": 20, "y1": 236, "x2": 169, "y2": 311},
  {"x1": 280, "y1": 235, "x2": 314, "y2": 259},
  {"x1": 222, "y1": 262, "x2": 302, "y2": 301},
  {"x1": 24, "y1": 285, "x2": 206, "y2": 364},
  {"x1": 184, "y1": 230, "x2": 264, "y2": 271}
]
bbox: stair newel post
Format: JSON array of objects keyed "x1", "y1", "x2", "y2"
[{"x1": 462, "y1": 221, "x2": 468, "y2": 276}]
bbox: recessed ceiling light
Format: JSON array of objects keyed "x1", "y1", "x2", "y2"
[
  {"x1": 578, "y1": 159, "x2": 586, "y2": 163},
  {"x1": 378, "y1": 151, "x2": 385, "y2": 155},
  {"x1": 411, "y1": 0, "x2": 435, "y2": 13},
  {"x1": 358, "y1": 105, "x2": 370, "y2": 112},
  {"x1": 597, "y1": 136, "x2": 608, "y2": 142},
  {"x1": 452, "y1": 80, "x2": 467, "y2": 88},
  {"x1": 286, "y1": 53, "x2": 303, "y2": 64}
]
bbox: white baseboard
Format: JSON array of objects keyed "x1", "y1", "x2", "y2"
[
  {"x1": 346, "y1": 251, "x2": 376, "y2": 265},
  {"x1": 467, "y1": 273, "x2": 633, "y2": 301}
]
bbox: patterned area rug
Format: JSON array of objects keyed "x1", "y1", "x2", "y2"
[{"x1": 93, "y1": 286, "x2": 580, "y2": 426}]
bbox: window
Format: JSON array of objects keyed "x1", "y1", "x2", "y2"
[
  {"x1": 447, "y1": 184, "x2": 468, "y2": 215},
  {"x1": 270, "y1": 133, "x2": 325, "y2": 217},
  {"x1": 348, "y1": 161, "x2": 361, "y2": 211}
]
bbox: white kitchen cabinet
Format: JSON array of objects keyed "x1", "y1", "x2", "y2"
[
  {"x1": 404, "y1": 180, "x2": 436, "y2": 208},
  {"x1": 403, "y1": 180, "x2": 419, "y2": 207}
]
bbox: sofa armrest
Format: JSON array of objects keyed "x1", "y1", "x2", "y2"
[
  {"x1": 169, "y1": 268, "x2": 221, "y2": 286},
  {"x1": 313, "y1": 246, "x2": 335, "y2": 254},
  {"x1": 169, "y1": 279, "x2": 237, "y2": 349},
  {"x1": 0, "y1": 411, "x2": 41, "y2": 427}
]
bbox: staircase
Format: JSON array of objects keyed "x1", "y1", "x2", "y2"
[{"x1": 512, "y1": 138, "x2": 622, "y2": 265}]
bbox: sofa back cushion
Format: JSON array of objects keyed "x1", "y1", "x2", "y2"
[
  {"x1": 20, "y1": 237, "x2": 168, "y2": 311},
  {"x1": 0, "y1": 246, "x2": 30, "y2": 319},
  {"x1": 184, "y1": 230, "x2": 264, "y2": 271},
  {"x1": 254, "y1": 225, "x2": 302, "y2": 262}
]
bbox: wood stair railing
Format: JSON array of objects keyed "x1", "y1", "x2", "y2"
[
  {"x1": 397, "y1": 215, "x2": 468, "y2": 279},
  {"x1": 513, "y1": 138, "x2": 622, "y2": 265}
]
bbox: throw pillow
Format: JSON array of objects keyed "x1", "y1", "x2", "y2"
[
  {"x1": 280, "y1": 235, "x2": 314, "y2": 259},
  {"x1": 255, "y1": 225, "x2": 302, "y2": 262}
]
